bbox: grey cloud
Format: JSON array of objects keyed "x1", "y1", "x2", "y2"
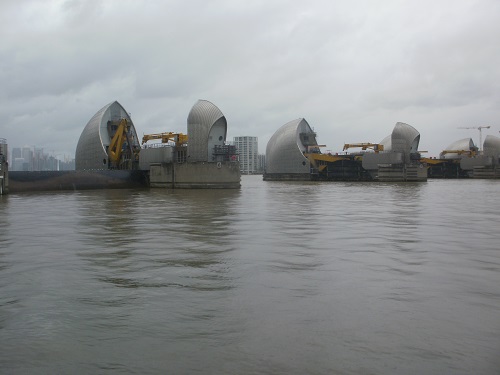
[{"x1": 1, "y1": 0, "x2": 499, "y2": 158}]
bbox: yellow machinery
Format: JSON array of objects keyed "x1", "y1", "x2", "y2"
[
  {"x1": 421, "y1": 157, "x2": 445, "y2": 165},
  {"x1": 108, "y1": 118, "x2": 136, "y2": 168},
  {"x1": 343, "y1": 143, "x2": 384, "y2": 152},
  {"x1": 302, "y1": 144, "x2": 349, "y2": 172},
  {"x1": 440, "y1": 149, "x2": 477, "y2": 157},
  {"x1": 304, "y1": 152, "x2": 348, "y2": 172},
  {"x1": 421, "y1": 150, "x2": 475, "y2": 167},
  {"x1": 142, "y1": 132, "x2": 188, "y2": 147},
  {"x1": 108, "y1": 119, "x2": 140, "y2": 169}
]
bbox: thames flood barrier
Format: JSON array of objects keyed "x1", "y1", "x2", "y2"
[
  {"x1": 7, "y1": 99, "x2": 240, "y2": 193},
  {"x1": 263, "y1": 119, "x2": 499, "y2": 182},
  {"x1": 4, "y1": 103, "x2": 500, "y2": 193}
]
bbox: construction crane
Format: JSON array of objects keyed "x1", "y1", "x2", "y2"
[
  {"x1": 458, "y1": 126, "x2": 491, "y2": 151},
  {"x1": 142, "y1": 132, "x2": 188, "y2": 147},
  {"x1": 343, "y1": 143, "x2": 384, "y2": 153}
]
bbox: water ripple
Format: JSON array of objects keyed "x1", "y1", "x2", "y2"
[{"x1": 1, "y1": 178, "x2": 500, "y2": 374}]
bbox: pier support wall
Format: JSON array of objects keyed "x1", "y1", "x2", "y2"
[
  {"x1": 377, "y1": 164, "x2": 427, "y2": 182},
  {"x1": 472, "y1": 166, "x2": 500, "y2": 179},
  {"x1": 0, "y1": 160, "x2": 7, "y2": 195},
  {"x1": 8, "y1": 170, "x2": 148, "y2": 192},
  {"x1": 263, "y1": 173, "x2": 312, "y2": 181},
  {"x1": 0, "y1": 140, "x2": 8, "y2": 195},
  {"x1": 150, "y1": 162, "x2": 240, "y2": 188}
]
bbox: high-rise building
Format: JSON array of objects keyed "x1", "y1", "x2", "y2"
[
  {"x1": 233, "y1": 136, "x2": 258, "y2": 174},
  {"x1": 21, "y1": 147, "x2": 33, "y2": 171},
  {"x1": 11, "y1": 147, "x2": 27, "y2": 171},
  {"x1": 257, "y1": 154, "x2": 266, "y2": 173},
  {"x1": 12, "y1": 147, "x2": 21, "y2": 159}
]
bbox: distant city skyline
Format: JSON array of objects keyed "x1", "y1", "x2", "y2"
[{"x1": 9, "y1": 145, "x2": 75, "y2": 171}]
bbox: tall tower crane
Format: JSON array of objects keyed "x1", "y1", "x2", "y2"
[{"x1": 458, "y1": 126, "x2": 491, "y2": 151}]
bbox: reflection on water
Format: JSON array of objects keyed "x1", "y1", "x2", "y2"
[
  {"x1": 0, "y1": 196, "x2": 11, "y2": 274},
  {"x1": 1, "y1": 177, "x2": 500, "y2": 374},
  {"x1": 76, "y1": 189, "x2": 240, "y2": 290}
]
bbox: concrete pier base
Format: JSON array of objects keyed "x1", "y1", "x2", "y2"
[
  {"x1": 263, "y1": 173, "x2": 312, "y2": 181},
  {"x1": 149, "y1": 161, "x2": 240, "y2": 188},
  {"x1": 0, "y1": 140, "x2": 8, "y2": 195},
  {"x1": 377, "y1": 164, "x2": 427, "y2": 182},
  {"x1": 8, "y1": 170, "x2": 148, "y2": 192},
  {"x1": 473, "y1": 166, "x2": 500, "y2": 179}
]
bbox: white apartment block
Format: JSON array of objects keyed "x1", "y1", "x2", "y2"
[{"x1": 233, "y1": 136, "x2": 258, "y2": 174}]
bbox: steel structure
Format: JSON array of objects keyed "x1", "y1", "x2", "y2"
[
  {"x1": 265, "y1": 118, "x2": 318, "y2": 174},
  {"x1": 75, "y1": 101, "x2": 140, "y2": 170},
  {"x1": 483, "y1": 135, "x2": 500, "y2": 158},
  {"x1": 391, "y1": 122, "x2": 420, "y2": 155},
  {"x1": 439, "y1": 138, "x2": 476, "y2": 159},
  {"x1": 142, "y1": 132, "x2": 188, "y2": 147},
  {"x1": 187, "y1": 100, "x2": 227, "y2": 162},
  {"x1": 375, "y1": 122, "x2": 420, "y2": 155}
]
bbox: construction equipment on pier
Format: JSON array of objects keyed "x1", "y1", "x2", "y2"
[
  {"x1": 142, "y1": 132, "x2": 188, "y2": 147},
  {"x1": 343, "y1": 143, "x2": 384, "y2": 152},
  {"x1": 440, "y1": 149, "x2": 477, "y2": 157},
  {"x1": 108, "y1": 118, "x2": 139, "y2": 169}
]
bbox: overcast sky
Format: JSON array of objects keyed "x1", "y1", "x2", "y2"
[{"x1": 1, "y1": 0, "x2": 499, "y2": 159}]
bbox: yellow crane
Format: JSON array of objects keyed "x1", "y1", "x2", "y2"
[
  {"x1": 440, "y1": 149, "x2": 477, "y2": 157},
  {"x1": 343, "y1": 143, "x2": 384, "y2": 152},
  {"x1": 108, "y1": 118, "x2": 134, "y2": 167},
  {"x1": 142, "y1": 132, "x2": 188, "y2": 147}
]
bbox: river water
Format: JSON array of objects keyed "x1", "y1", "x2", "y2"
[{"x1": 1, "y1": 175, "x2": 499, "y2": 374}]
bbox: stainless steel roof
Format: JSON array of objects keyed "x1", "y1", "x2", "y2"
[
  {"x1": 483, "y1": 135, "x2": 500, "y2": 157},
  {"x1": 440, "y1": 138, "x2": 475, "y2": 159},
  {"x1": 391, "y1": 122, "x2": 420, "y2": 154},
  {"x1": 378, "y1": 122, "x2": 420, "y2": 155},
  {"x1": 187, "y1": 99, "x2": 224, "y2": 126},
  {"x1": 75, "y1": 101, "x2": 139, "y2": 170},
  {"x1": 265, "y1": 118, "x2": 313, "y2": 174},
  {"x1": 187, "y1": 100, "x2": 227, "y2": 162},
  {"x1": 379, "y1": 134, "x2": 392, "y2": 151}
]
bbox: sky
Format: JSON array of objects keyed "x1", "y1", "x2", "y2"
[{"x1": 1, "y1": 0, "x2": 499, "y2": 159}]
